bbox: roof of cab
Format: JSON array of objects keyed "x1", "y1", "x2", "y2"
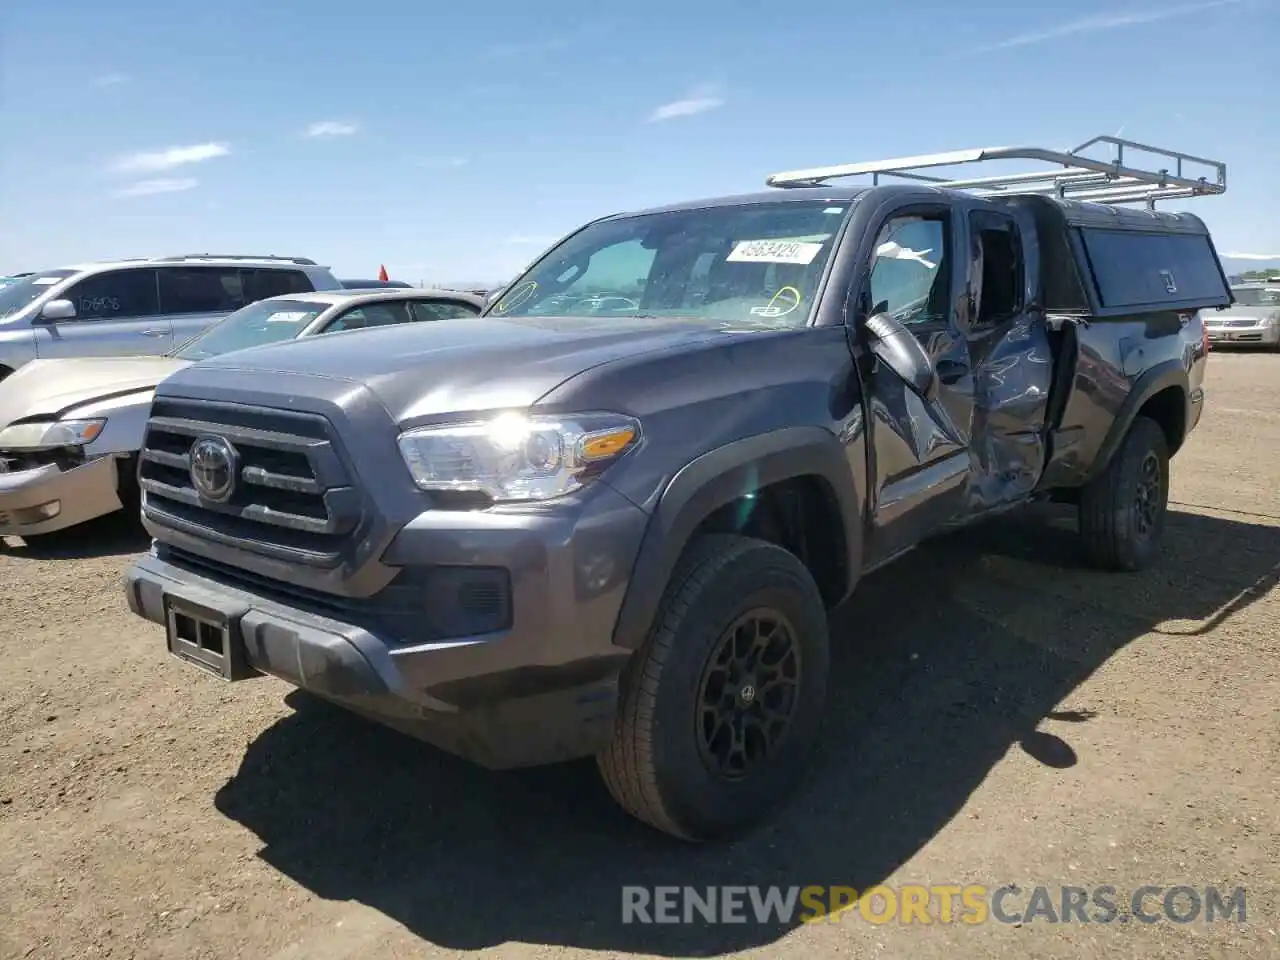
[
  {"x1": 599, "y1": 182, "x2": 1215, "y2": 236},
  {"x1": 609, "y1": 185, "x2": 870, "y2": 219}
]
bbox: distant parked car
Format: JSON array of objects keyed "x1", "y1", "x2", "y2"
[
  {"x1": 339, "y1": 278, "x2": 414, "y2": 289},
  {"x1": 0, "y1": 254, "x2": 343, "y2": 382},
  {"x1": 0, "y1": 287, "x2": 485, "y2": 538},
  {"x1": 1202, "y1": 282, "x2": 1280, "y2": 349}
]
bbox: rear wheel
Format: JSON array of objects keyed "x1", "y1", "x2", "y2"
[
  {"x1": 1078, "y1": 415, "x2": 1170, "y2": 571},
  {"x1": 598, "y1": 534, "x2": 830, "y2": 841}
]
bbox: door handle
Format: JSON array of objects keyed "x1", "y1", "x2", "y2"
[
  {"x1": 140, "y1": 328, "x2": 168, "y2": 337},
  {"x1": 936, "y1": 359, "x2": 968, "y2": 384}
]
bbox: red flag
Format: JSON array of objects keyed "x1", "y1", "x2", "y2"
[{"x1": 378, "y1": 264, "x2": 389, "y2": 282}]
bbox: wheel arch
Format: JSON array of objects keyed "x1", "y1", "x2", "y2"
[
  {"x1": 1086, "y1": 360, "x2": 1190, "y2": 483},
  {"x1": 611, "y1": 426, "x2": 864, "y2": 652}
]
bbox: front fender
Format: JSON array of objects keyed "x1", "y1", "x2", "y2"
[
  {"x1": 78, "y1": 390, "x2": 155, "y2": 456},
  {"x1": 610, "y1": 425, "x2": 864, "y2": 651},
  {"x1": 0, "y1": 328, "x2": 38, "y2": 376}
]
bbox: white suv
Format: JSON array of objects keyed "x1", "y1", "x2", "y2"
[{"x1": 0, "y1": 254, "x2": 342, "y2": 380}]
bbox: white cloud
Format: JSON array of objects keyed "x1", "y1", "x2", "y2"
[
  {"x1": 92, "y1": 73, "x2": 127, "y2": 88},
  {"x1": 306, "y1": 120, "x2": 359, "y2": 138},
  {"x1": 973, "y1": 0, "x2": 1248, "y2": 53},
  {"x1": 503, "y1": 234, "x2": 560, "y2": 246},
  {"x1": 646, "y1": 86, "x2": 725, "y2": 123},
  {"x1": 1222, "y1": 252, "x2": 1280, "y2": 260},
  {"x1": 416, "y1": 156, "x2": 469, "y2": 169},
  {"x1": 113, "y1": 178, "x2": 199, "y2": 199},
  {"x1": 483, "y1": 36, "x2": 570, "y2": 59},
  {"x1": 112, "y1": 142, "x2": 230, "y2": 174}
]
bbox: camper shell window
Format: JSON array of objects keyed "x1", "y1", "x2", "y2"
[{"x1": 1078, "y1": 230, "x2": 1229, "y2": 311}]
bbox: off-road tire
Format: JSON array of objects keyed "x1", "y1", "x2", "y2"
[
  {"x1": 1078, "y1": 415, "x2": 1170, "y2": 571},
  {"x1": 597, "y1": 533, "x2": 830, "y2": 842}
]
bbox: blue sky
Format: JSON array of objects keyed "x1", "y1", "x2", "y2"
[{"x1": 2, "y1": 0, "x2": 1277, "y2": 284}]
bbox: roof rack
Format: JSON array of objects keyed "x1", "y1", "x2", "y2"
[
  {"x1": 151, "y1": 253, "x2": 319, "y2": 265},
  {"x1": 765, "y1": 135, "x2": 1227, "y2": 208}
]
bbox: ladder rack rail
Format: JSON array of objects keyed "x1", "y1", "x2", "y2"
[{"x1": 765, "y1": 135, "x2": 1227, "y2": 208}]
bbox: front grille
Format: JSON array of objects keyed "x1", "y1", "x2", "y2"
[{"x1": 138, "y1": 398, "x2": 362, "y2": 564}]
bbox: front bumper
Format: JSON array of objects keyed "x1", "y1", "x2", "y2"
[
  {"x1": 0, "y1": 455, "x2": 123, "y2": 537},
  {"x1": 1205, "y1": 324, "x2": 1280, "y2": 347},
  {"x1": 124, "y1": 483, "x2": 650, "y2": 769}
]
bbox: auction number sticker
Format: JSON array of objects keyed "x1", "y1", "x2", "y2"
[
  {"x1": 726, "y1": 239, "x2": 824, "y2": 265},
  {"x1": 265, "y1": 311, "x2": 311, "y2": 323}
]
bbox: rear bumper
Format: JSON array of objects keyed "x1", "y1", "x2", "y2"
[
  {"x1": 1188, "y1": 386, "x2": 1205, "y2": 434},
  {"x1": 0, "y1": 455, "x2": 122, "y2": 536}
]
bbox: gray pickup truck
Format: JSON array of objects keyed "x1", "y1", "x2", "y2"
[{"x1": 123, "y1": 136, "x2": 1231, "y2": 841}]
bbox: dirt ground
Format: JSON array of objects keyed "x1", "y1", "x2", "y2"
[{"x1": 2, "y1": 351, "x2": 1277, "y2": 960}]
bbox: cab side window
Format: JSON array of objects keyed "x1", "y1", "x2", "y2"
[
  {"x1": 62, "y1": 269, "x2": 160, "y2": 321},
  {"x1": 325, "y1": 302, "x2": 412, "y2": 332},
  {"x1": 968, "y1": 211, "x2": 1024, "y2": 327},
  {"x1": 866, "y1": 214, "x2": 950, "y2": 330},
  {"x1": 409, "y1": 299, "x2": 480, "y2": 322}
]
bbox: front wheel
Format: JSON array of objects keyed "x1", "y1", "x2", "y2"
[
  {"x1": 1078, "y1": 415, "x2": 1170, "y2": 571},
  {"x1": 597, "y1": 534, "x2": 830, "y2": 842}
]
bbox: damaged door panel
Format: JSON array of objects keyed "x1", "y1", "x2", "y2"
[
  {"x1": 852, "y1": 202, "x2": 971, "y2": 565},
  {"x1": 958, "y1": 205, "x2": 1055, "y2": 512}
]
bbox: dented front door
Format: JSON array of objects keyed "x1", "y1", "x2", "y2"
[
  {"x1": 856, "y1": 199, "x2": 1056, "y2": 568},
  {"x1": 855, "y1": 202, "x2": 973, "y2": 567}
]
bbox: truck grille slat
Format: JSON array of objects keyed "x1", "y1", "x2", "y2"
[
  {"x1": 240, "y1": 465, "x2": 322, "y2": 494},
  {"x1": 139, "y1": 399, "x2": 363, "y2": 564}
]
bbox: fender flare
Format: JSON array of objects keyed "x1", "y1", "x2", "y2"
[
  {"x1": 611, "y1": 426, "x2": 864, "y2": 651},
  {"x1": 1086, "y1": 359, "x2": 1189, "y2": 482}
]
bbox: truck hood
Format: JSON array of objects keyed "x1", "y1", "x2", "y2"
[
  {"x1": 0, "y1": 356, "x2": 189, "y2": 427},
  {"x1": 160, "y1": 315, "x2": 751, "y2": 421}
]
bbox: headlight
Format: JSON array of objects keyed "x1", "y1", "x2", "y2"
[
  {"x1": 397, "y1": 411, "x2": 642, "y2": 502},
  {"x1": 0, "y1": 418, "x2": 106, "y2": 450}
]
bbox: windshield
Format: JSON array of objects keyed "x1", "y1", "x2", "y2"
[
  {"x1": 173, "y1": 298, "x2": 329, "y2": 360},
  {"x1": 1231, "y1": 286, "x2": 1280, "y2": 307},
  {"x1": 0, "y1": 269, "x2": 77, "y2": 319},
  {"x1": 487, "y1": 200, "x2": 853, "y2": 329}
]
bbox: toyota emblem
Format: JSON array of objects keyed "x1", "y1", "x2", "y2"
[{"x1": 189, "y1": 436, "x2": 239, "y2": 502}]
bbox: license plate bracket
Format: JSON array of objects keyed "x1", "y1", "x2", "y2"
[{"x1": 164, "y1": 595, "x2": 255, "y2": 681}]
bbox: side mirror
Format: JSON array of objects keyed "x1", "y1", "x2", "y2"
[
  {"x1": 37, "y1": 299, "x2": 77, "y2": 323},
  {"x1": 865, "y1": 312, "x2": 938, "y2": 400}
]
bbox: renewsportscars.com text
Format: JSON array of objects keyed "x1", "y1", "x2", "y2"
[{"x1": 621, "y1": 884, "x2": 1248, "y2": 926}]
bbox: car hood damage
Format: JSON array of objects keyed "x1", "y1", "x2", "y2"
[{"x1": 0, "y1": 356, "x2": 190, "y2": 427}]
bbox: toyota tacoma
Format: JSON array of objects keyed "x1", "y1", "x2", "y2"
[{"x1": 123, "y1": 136, "x2": 1232, "y2": 841}]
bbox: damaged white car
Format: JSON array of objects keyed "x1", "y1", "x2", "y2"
[{"x1": 0, "y1": 287, "x2": 483, "y2": 538}]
